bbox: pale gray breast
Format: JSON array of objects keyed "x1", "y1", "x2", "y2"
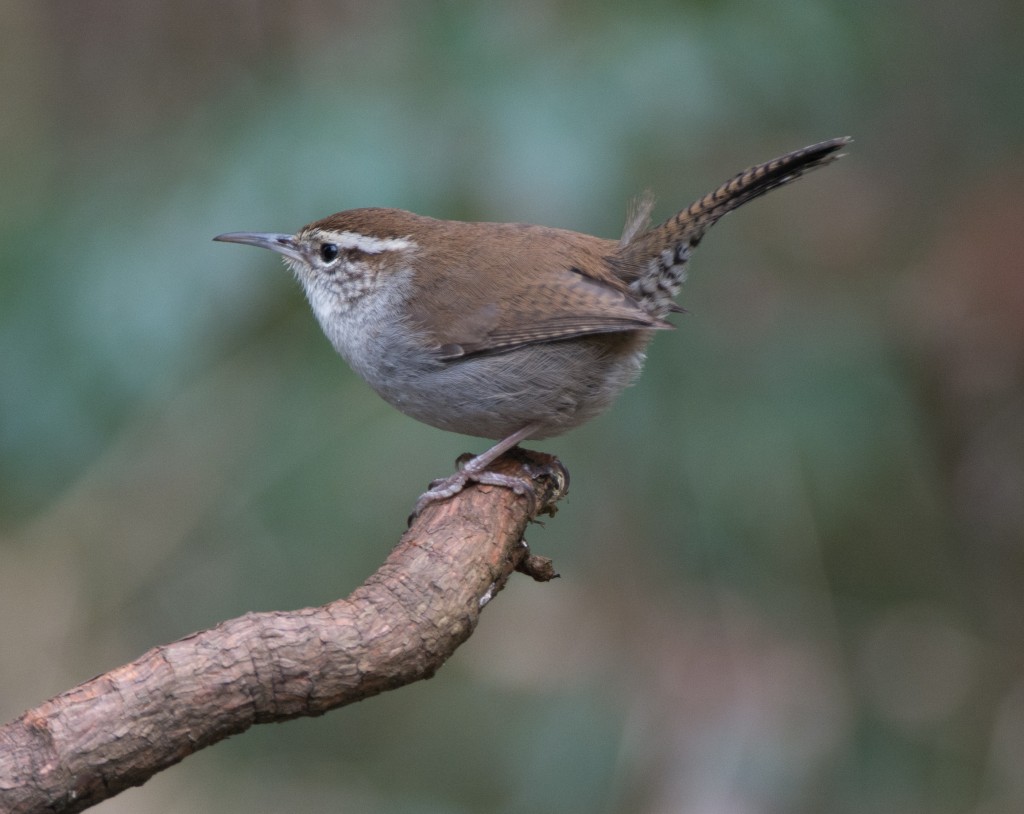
[{"x1": 374, "y1": 333, "x2": 651, "y2": 441}]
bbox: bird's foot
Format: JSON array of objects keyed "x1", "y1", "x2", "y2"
[{"x1": 413, "y1": 452, "x2": 538, "y2": 519}]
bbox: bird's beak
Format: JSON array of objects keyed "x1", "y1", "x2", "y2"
[{"x1": 213, "y1": 232, "x2": 306, "y2": 265}]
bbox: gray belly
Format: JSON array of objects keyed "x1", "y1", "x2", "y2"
[{"x1": 361, "y1": 332, "x2": 650, "y2": 441}]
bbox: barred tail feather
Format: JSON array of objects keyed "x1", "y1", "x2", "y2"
[{"x1": 615, "y1": 137, "x2": 850, "y2": 317}]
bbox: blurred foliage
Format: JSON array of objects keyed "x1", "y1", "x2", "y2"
[{"x1": 2, "y1": 0, "x2": 1023, "y2": 812}]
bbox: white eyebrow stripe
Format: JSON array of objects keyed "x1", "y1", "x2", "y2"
[{"x1": 333, "y1": 231, "x2": 415, "y2": 254}]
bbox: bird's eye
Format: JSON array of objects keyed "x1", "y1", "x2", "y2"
[{"x1": 319, "y1": 243, "x2": 339, "y2": 263}]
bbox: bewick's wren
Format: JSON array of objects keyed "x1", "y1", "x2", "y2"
[{"x1": 215, "y1": 138, "x2": 849, "y2": 514}]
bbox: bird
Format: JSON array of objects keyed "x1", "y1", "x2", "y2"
[{"x1": 215, "y1": 137, "x2": 849, "y2": 514}]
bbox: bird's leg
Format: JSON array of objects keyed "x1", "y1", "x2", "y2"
[{"x1": 413, "y1": 422, "x2": 543, "y2": 517}]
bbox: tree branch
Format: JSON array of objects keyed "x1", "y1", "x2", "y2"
[{"x1": 0, "y1": 449, "x2": 568, "y2": 814}]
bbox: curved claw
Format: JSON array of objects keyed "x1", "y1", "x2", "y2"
[
  {"x1": 408, "y1": 423, "x2": 547, "y2": 524},
  {"x1": 471, "y1": 470, "x2": 539, "y2": 514},
  {"x1": 414, "y1": 470, "x2": 471, "y2": 516},
  {"x1": 410, "y1": 468, "x2": 539, "y2": 522}
]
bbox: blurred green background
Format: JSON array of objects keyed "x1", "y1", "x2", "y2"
[{"x1": 2, "y1": 1, "x2": 1023, "y2": 812}]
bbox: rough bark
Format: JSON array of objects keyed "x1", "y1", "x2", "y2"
[{"x1": 0, "y1": 449, "x2": 567, "y2": 814}]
